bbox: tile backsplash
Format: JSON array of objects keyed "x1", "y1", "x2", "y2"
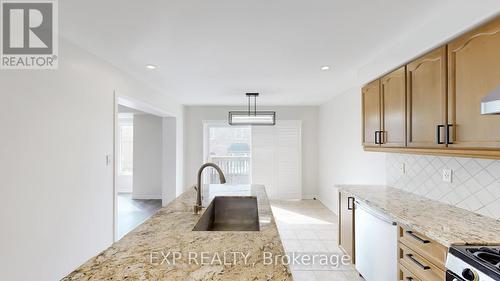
[{"x1": 386, "y1": 153, "x2": 500, "y2": 220}]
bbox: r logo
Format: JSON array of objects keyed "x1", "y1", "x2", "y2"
[
  {"x1": 2, "y1": 2, "x2": 53, "y2": 54},
  {"x1": 1, "y1": 0, "x2": 58, "y2": 69}
]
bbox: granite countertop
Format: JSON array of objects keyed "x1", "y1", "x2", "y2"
[
  {"x1": 338, "y1": 185, "x2": 500, "y2": 247},
  {"x1": 62, "y1": 184, "x2": 292, "y2": 281}
]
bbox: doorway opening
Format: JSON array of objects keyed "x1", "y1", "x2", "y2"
[
  {"x1": 203, "y1": 122, "x2": 252, "y2": 184},
  {"x1": 114, "y1": 95, "x2": 177, "y2": 241},
  {"x1": 116, "y1": 105, "x2": 162, "y2": 239},
  {"x1": 203, "y1": 120, "x2": 302, "y2": 200}
]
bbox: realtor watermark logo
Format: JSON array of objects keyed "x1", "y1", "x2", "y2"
[{"x1": 0, "y1": 0, "x2": 58, "y2": 69}]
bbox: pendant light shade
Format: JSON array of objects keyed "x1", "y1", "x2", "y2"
[
  {"x1": 229, "y1": 111, "x2": 276, "y2": 125},
  {"x1": 228, "y1": 93, "x2": 276, "y2": 126}
]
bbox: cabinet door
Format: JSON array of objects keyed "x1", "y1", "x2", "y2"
[
  {"x1": 381, "y1": 66, "x2": 407, "y2": 147},
  {"x1": 406, "y1": 47, "x2": 447, "y2": 148},
  {"x1": 338, "y1": 192, "x2": 355, "y2": 263},
  {"x1": 362, "y1": 80, "x2": 381, "y2": 147},
  {"x1": 448, "y1": 17, "x2": 500, "y2": 148}
]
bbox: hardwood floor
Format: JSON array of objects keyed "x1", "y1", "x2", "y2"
[{"x1": 117, "y1": 193, "x2": 162, "y2": 240}]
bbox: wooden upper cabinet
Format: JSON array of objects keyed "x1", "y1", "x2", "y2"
[
  {"x1": 406, "y1": 47, "x2": 447, "y2": 148},
  {"x1": 362, "y1": 80, "x2": 381, "y2": 147},
  {"x1": 448, "y1": 17, "x2": 500, "y2": 149},
  {"x1": 381, "y1": 66, "x2": 407, "y2": 147}
]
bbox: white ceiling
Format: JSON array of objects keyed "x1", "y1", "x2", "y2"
[{"x1": 61, "y1": 0, "x2": 447, "y2": 105}]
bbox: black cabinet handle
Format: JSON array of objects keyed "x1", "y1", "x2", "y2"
[
  {"x1": 446, "y1": 124, "x2": 454, "y2": 144},
  {"x1": 374, "y1": 131, "x2": 385, "y2": 144},
  {"x1": 406, "y1": 254, "x2": 430, "y2": 270},
  {"x1": 406, "y1": 231, "x2": 430, "y2": 244},
  {"x1": 380, "y1": 131, "x2": 385, "y2": 144},
  {"x1": 436, "y1": 125, "x2": 445, "y2": 144},
  {"x1": 347, "y1": 197, "x2": 354, "y2": 210}
]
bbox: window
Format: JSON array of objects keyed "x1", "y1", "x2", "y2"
[
  {"x1": 204, "y1": 123, "x2": 251, "y2": 184},
  {"x1": 118, "y1": 115, "x2": 134, "y2": 175},
  {"x1": 233, "y1": 129, "x2": 245, "y2": 141}
]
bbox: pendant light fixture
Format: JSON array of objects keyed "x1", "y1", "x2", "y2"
[{"x1": 228, "y1": 93, "x2": 276, "y2": 126}]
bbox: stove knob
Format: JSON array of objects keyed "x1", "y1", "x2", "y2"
[{"x1": 462, "y1": 268, "x2": 479, "y2": 281}]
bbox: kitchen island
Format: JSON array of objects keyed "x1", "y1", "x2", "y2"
[{"x1": 62, "y1": 184, "x2": 292, "y2": 281}]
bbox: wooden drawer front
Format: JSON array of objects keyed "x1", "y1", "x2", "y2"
[
  {"x1": 399, "y1": 243, "x2": 445, "y2": 281},
  {"x1": 400, "y1": 264, "x2": 422, "y2": 281},
  {"x1": 399, "y1": 227, "x2": 447, "y2": 269}
]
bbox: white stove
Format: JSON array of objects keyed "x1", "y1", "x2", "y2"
[{"x1": 446, "y1": 245, "x2": 500, "y2": 281}]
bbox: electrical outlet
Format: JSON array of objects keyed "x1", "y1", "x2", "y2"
[
  {"x1": 400, "y1": 163, "x2": 406, "y2": 175},
  {"x1": 442, "y1": 169, "x2": 452, "y2": 183}
]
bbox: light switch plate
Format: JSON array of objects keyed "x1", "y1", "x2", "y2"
[{"x1": 442, "y1": 169, "x2": 452, "y2": 183}]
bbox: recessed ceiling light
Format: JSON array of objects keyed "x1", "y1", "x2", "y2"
[
  {"x1": 321, "y1": 65, "x2": 331, "y2": 71},
  {"x1": 146, "y1": 64, "x2": 157, "y2": 70}
]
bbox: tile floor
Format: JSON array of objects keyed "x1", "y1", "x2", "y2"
[
  {"x1": 270, "y1": 200, "x2": 364, "y2": 281},
  {"x1": 117, "y1": 193, "x2": 162, "y2": 240}
]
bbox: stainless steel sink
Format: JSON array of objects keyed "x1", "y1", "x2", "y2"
[{"x1": 192, "y1": 196, "x2": 260, "y2": 231}]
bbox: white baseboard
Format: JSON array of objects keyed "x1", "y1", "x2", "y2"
[
  {"x1": 301, "y1": 194, "x2": 319, "y2": 200},
  {"x1": 317, "y1": 196, "x2": 338, "y2": 215},
  {"x1": 131, "y1": 194, "x2": 162, "y2": 200}
]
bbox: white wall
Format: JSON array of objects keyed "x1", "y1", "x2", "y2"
[
  {"x1": 132, "y1": 114, "x2": 163, "y2": 199},
  {"x1": 184, "y1": 106, "x2": 318, "y2": 198},
  {"x1": 318, "y1": 88, "x2": 386, "y2": 214},
  {"x1": 117, "y1": 173, "x2": 133, "y2": 193},
  {"x1": 162, "y1": 117, "x2": 178, "y2": 205},
  {"x1": 0, "y1": 39, "x2": 184, "y2": 281}
]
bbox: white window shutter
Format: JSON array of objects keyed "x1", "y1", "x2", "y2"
[{"x1": 251, "y1": 121, "x2": 302, "y2": 200}]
